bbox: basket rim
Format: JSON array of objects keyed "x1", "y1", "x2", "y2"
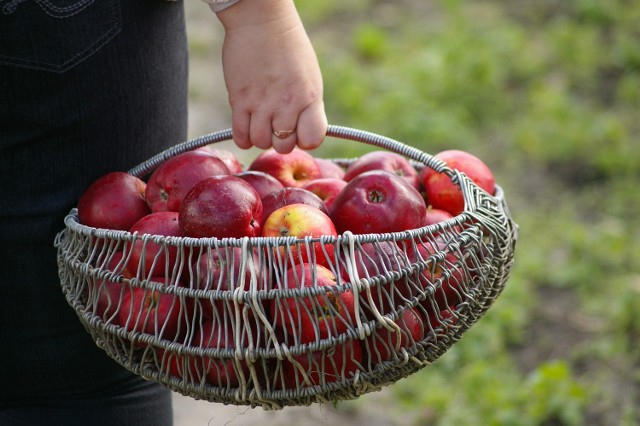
[
  {"x1": 61, "y1": 189, "x2": 498, "y2": 248},
  {"x1": 61, "y1": 124, "x2": 511, "y2": 247},
  {"x1": 61, "y1": 179, "x2": 506, "y2": 248}
]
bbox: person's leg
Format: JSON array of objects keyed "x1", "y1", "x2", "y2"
[
  {"x1": 0, "y1": 0, "x2": 188, "y2": 420},
  {"x1": 0, "y1": 377, "x2": 172, "y2": 426}
]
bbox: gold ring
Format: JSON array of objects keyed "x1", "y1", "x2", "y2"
[{"x1": 273, "y1": 129, "x2": 295, "y2": 139}]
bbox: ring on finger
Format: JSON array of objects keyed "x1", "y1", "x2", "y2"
[{"x1": 272, "y1": 129, "x2": 296, "y2": 139}]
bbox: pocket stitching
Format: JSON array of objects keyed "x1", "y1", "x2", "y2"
[
  {"x1": 0, "y1": 0, "x2": 122, "y2": 72},
  {"x1": 36, "y1": 0, "x2": 96, "y2": 18}
]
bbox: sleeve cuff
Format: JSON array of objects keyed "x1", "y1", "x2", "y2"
[{"x1": 203, "y1": 0, "x2": 241, "y2": 13}]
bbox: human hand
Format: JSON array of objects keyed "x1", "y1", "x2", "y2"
[{"x1": 216, "y1": 0, "x2": 327, "y2": 153}]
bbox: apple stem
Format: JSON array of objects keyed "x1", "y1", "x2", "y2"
[{"x1": 367, "y1": 190, "x2": 385, "y2": 203}]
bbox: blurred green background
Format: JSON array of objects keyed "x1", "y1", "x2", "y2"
[{"x1": 185, "y1": 0, "x2": 640, "y2": 424}]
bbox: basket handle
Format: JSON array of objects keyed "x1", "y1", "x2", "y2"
[
  {"x1": 127, "y1": 125, "x2": 453, "y2": 180},
  {"x1": 124, "y1": 125, "x2": 500, "y2": 220}
]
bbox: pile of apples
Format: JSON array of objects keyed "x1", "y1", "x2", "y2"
[{"x1": 77, "y1": 144, "x2": 496, "y2": 390}]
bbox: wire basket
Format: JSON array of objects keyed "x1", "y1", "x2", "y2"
[{"x1": 55, "y1": 125, "x2": 518, "y2": 410}]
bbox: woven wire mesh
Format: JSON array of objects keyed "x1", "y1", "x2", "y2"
[{"x1": 55, "y1": 125, "x2": 518, "y2": 409}]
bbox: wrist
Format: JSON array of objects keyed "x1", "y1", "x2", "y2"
[{"x1": 216, "y1": 0, "x2": 298, "y2": 30}]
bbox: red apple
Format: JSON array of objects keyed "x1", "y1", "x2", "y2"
[
  {"x1": 77, "y1": 171, "x2": 150, "y2": 230},
  {"x1": 248, "y1": 147, "x2": 321, "y2": 188},
  {"x1": 193, "y1": 246, "x2": 262, "y2": 319},
  {"x1": 364, "y1": 306, "x2": 425, "y2": 367},
  {"x1": 344, "y1": 150, "x2": 420, "y2": 189},
  {"x1": 343, "y1": 241, "x2": 413, "y2": 318},
  {"x1": 193, "y1": 246, "x2": 252, "y2": 292},
  {"x1": 269, "y1": 263, "x2": 355, "y2": 344},
  {"x1": 128, "y1": 211, "x2": 184, "y2": 279},
  {"x1": 157, "y1": 349, "x2": 189, "y2": 382},
  {"x1": 179, "y1": 175, "x2": 263, "y2": 239},
  {"x1": 407, "y1": 238, "x2": 469, "y2": 311},
  {"x1": 235, "y1": 170, "x2": 285, "y2": 199},
  {"x1": 424, "y1": 207, "x2": 455, "y2": 226},
  {"x1": 420, "y1": 149, "x2": 495, "y2": 216},
  {"x1": 191, "y1": 318, "x2": 252, "y2": 387},
  {"x1": 427, "y1": 305, "x2": 459, "y2": 333},
  {"x1": 196, "y1": 146, "x2": 244, "y2": 174},
  {"x1": 160, "y1": 312, "x2": 267, "y2": 387},
  {"x1": 89, "y1": 250, "x2": 130, "y2": 320},
  {"x1": 278, "y1": 339, "x2": 363, "y2": 389},
  {"x1": 260, "y1": 187, "x2": 328, "y2": 224},
  {"x1": 330, "y1": 170, "x2": 427, "y2": 235},
  {"x1": 145, "y1": 150, "x2": 230, "y2": 213},
  {"x1": 117, "y1": 276, "x2": 188, "y2": 343},
  {"x1": 315, "y1": 158, "x2": 345, "y2": 180},
  {"x1": 302, "y1": 178, "x2": 347, "y2": 211},
  {"x1": 262, "y1": 204, "x2": 337, "y2": 267}
]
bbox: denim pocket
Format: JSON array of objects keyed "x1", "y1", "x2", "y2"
[{"x1": 0, "y1": 0, "x2": 122, "y2": 73}]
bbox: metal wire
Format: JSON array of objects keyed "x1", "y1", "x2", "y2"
[{"x1": 55, "y1": 125, "x2": 518, "y2": 410}]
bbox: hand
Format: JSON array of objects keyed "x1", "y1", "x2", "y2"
[{"x1": 216, "y1": 0, "x2": 327, "y2": 153}]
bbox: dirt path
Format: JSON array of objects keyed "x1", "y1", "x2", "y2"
[
  {"x1": 172, "y1": 393, "x2": 343, "y2": 426},
  {"x1": 171, "y1": 385, "x2": 413, "y2": 426}
]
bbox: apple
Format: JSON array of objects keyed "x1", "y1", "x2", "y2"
[
  {"x1": 364, "y1": 306, "x2": 425, "y2": 367},
  {"x1": 159, "y1": 311, "x2": 267, "y2": 387},
  {"x1": 278, "y1": 339, "x2": 363, "y2": 389},
  {"x1": 262, "y1": 204, "x2": 337, "y2": 267},
  {"x1": 191, "y1": 318, "x2": 255, "y2": 387},
  {"x1": 193, "y1": 246, "x2": 253, "y2": 292},
  {"x1": 426, "y1": 305, "x2": 459, "y2": 333},
  {"x1": 117, "y1": 276, "x2": 188, "y2": 343},
  {"x1": 407, "y1": 238, "x2": 469, "y2": 311},
  {"x1": 77, "y1": 171, "x2": 150, "y2": 230},
  {"x1": 145, "y1": 150, "x2": 230, "y2": 213},
  {"x1": 158, "y1": 348, "x2": 214, "y2": 386},
  {"x1": 193, "y1": 246, "x2": 262, "y2": 319},
  {"x1": 260, "y1": 187, "x2": 328, "y2": 224},
  {"x1": 330, "y1": 170, "x2": 427, "y2": 235},
  {"x1": 235, "y1": 170, "x2": 285, "y2": 199},
  {"x1": 248, "y1": 147, "x2": 321, "y2": 188},
  {"x1": 342, "y1": 241, "x2": 413, "y2": 318},
  {"x1": 315, "y1": 158, "x2": 345, "y2": 180},
  {"x1": 424, "y1": 206, "x2": 455, "y2": 226},
  {"x1": 89, "y1": 250, "x2": 130, "y2": 320},
  {"x1": 344, "y1": 150, "x2": 420, "y2": 190},
  {"x1": 302, "y1": 178, "x2": 347, "y2": 211},
  {"x1": 269, "y1": 263, "x2": 355, "y2": 344},
  {"x1": 157, "y1": 348, "x2": 190, "y2": 382},
  {"x1": 196, "y1": 146, "x2": 244, "y2": 174},
  {"x1": 128, "y1": 211, "x2": 184, "y2": 279},
  {"x1": 179, "y1": 175, "x2": 263, "y2": 239},
  {"x1": 423, "y1": 206, "x2": 463, "y2": 238},
  {"x1": 420, "y1": 149, "x2": 495, "y2": 216}
]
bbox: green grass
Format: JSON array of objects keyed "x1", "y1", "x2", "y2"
[{"x1": 294, "y1": 0, "x2": 640, "y2": 423}]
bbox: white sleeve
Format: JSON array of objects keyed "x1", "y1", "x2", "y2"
[{"x1": 201, "y1": 0, "x2": 241, "y2": 13}]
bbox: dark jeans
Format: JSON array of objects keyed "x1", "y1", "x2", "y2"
[{"x1": 0, "y1": 0, "x2": 188, "y2": 424}]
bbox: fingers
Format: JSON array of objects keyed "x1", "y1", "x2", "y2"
[
  {"x1": 230, "y1": 101, "x2": 327, "y2": 154},
  {"x1": 248, "y1": 111, "x2": 273, "y2": 150},
  {"x1": 271, "y1": 129, "x2": 298, "y2": 154},
  {"x1": 296, "y1": 100, "x2": 327, "y2": 151},
  {"x1": 231, "y1": 110, "x2": 252, "y2": 150},
  {"x1": 270, "y1": 104, "x2": 299, "y2": 153}
]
